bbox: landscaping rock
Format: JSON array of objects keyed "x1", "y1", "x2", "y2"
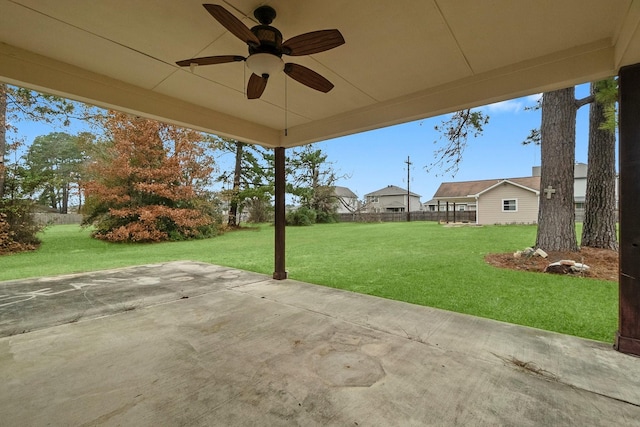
[
  {"x1": 570, "y1": 263, "x2": 590, "y2": 273},
  {"x1": 545, "y1": 260, "x2": 590, "y2": 275},
  {"x1": 535, "y1": 248, "x2": 548, "y2": 258},
  {"x1": 512, "y1": 247, "x2": 555, "y2": 261}
]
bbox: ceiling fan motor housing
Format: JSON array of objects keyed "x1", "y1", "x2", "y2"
[{"x1": 249, "y1": 25, "x2": 283, "y2": 56}]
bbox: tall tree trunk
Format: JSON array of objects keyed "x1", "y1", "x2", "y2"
[
  {"x1": 581, "y1": 81, "x2": 618, "y2": 250},
  {"x1": 48, "y1": 186, "x2": 58, "y2": 211},
  {"x1": 78, "y1": 183, "x2": 83, "y2": 212},
  {"x1": 62, "y1": 183, "x2": 69, "y2": 214},
  {"x1": 536, "y1": 88, "x2": 579, "y2": 251},
  {"x1": 0, "y1": 84, "x2": 7, "y2": 199},
  {"x1": 228, "y1": 141, "x2": 244, "y2": 227},
  {"x1": 310, "y1": 165, "x2": 319, "y2": 210}
]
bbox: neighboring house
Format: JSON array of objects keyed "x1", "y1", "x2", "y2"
[
  {"x1": 333, "y1": 186, "x2": 359, "y2": 214},
  {"x1": 430, "y1": 177, "x2": 541, "y2": 225},
  {"x1": 364, "y1": 185, "x2": 421, "y2": 213},
  {"x1": 427, "y1": 163, "x2": 619, "y2": 225},
  {"x1": 531, "y1": 163, "x2": 618, "y2": 215}
]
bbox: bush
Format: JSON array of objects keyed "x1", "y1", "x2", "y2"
[
  {"x1": 246, "y1": 197, "x2": 273, "y2": 223},
  {"x1": 315, "y1": 210, "x2": 339, "y2": 224},
  {"x1": 86, "y1": 203, "x2": 223, "y2": 243},
  {"x1": 0, "y1": 200, "x2": 43, "y2": 254},
  {"x1": 286, "y1": 207, "x2": 317, "y2": 226}
]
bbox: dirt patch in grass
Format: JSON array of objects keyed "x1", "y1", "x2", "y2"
[{"x1": 485, "y1": 247, "x2": 619, "y2": 282}]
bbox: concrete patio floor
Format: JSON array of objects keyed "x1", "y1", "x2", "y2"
[{"x1": 1, "y1": 261, "x2": 639, "y2": 426}]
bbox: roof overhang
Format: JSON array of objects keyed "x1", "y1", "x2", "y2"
[
  {"x1": 2, "y1": 1, "x2": 639, "y2": 148},
  {"x1": 476, "y1": 180, "x2": 540, "y2": 197},
  {"x1": 434, "y1": 196, "x2": 478, "y2": 201}
]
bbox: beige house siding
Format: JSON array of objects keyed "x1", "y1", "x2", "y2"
[
  {"x1": 478, "y1": 184, "x2": 539, "y2": 225},
  {"x1": 365, "y1": 186, "x2": 422, "y2": 213},
  {"x1": 335, "y1": 196, "x2": 358, "y2": 214},
  {"x1": 369, "y1": 194, "x2": 421, "y2": 212},
  {"x1": 334, "y1": 186, "x2": 359, "y2": 214}
]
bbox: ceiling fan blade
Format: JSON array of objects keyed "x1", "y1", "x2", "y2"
[
  {"x1": 247, "y1": 73, "x2": 268, "y2": 99},
  {"x1": 176, "y1": 55, "x2": 245, "y2": 67},
  {"x1": 282, "y1": 30, "x2": 345, "y2": 56},
  {"x1": 284, "y1": 63, "x2": 334, "y2": 93},
  {"x1": 203, "y1": 4, "x2": 260, "y2": 46}
]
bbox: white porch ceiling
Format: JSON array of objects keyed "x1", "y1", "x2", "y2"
[{"x1": 1, "y1": 0, "x2": 638, "y2": 148}]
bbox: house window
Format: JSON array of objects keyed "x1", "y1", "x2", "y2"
[
  {"x1": 458, "y1": 205, "x2": 465, "y2": 211},
  {"x1": 367, "y1": 196, "x2": 379, "y2": 203},
  {"x1": 502, "y1": 199, "x2": 517, "y2": 212}
]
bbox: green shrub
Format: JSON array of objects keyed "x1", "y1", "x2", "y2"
[
  {"x1": 315, "y1": 210, "x2": 339, "y2": 224},
  {"x1": 286, "y1": 207, "x2": 317, "y2": 226},
  {"x1": 0, "y1": 199, "x2": 44, "y2": 254}
]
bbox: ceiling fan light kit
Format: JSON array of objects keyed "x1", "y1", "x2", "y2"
[
  {"x1": 246, "y1": 53, "x2": 284, "y2": 78},
  {"x1": 176, "y1": 4, "x2": 345, "y2": 99}
]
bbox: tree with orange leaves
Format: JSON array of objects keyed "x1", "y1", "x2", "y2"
[{"x1": 82, "y1": 111, "x2": 220, "y2": 242}]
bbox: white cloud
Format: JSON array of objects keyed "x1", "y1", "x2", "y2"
[
  {"x1": 482, "y1": 93, "x2": 542, "y2": 114},
  {"x1": 484, "y1": 99, "x2": 524, "y2": 113}
]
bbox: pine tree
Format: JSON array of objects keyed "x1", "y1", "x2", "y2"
[
  {"x1": 581, "y1": 79, "x2": 618, "y2": 250},
  {"x1": 214, "y1": 138, "x2": 274, "y2": 226},
  {"x1": 23, "y1": 132, "x2": 85, "y2": 213},
  {"x1": 535, "y1": 88, "x2": 580, "y2": 251},
  {"x1": 287, "y1": 145, "x2": 342, "y2": 223}
]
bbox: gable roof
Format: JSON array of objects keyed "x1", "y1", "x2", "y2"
[
  {"x1": 434, "y1": 176, "x2": 541, "y2": 198},
  {"x1": 477, "y1": 178, "x2": 541, "y2": 196},
  {"x1": 365, "y1": 185, "x2": 421, "y2": 198},
  {"x1": 333, "y1": 186, "x2": 358, "y2": 199}
]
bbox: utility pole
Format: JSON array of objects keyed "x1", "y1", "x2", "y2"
[{"x1": 405, "y1": 156, "x2": 412, "y2": 222}]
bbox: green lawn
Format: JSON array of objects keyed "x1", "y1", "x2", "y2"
[{"x1": 0, "y1": 222, "x2": 617, "y2": 343}]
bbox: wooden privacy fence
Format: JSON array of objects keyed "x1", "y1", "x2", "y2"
[
  {"x1": 32, "y1": 213, "x2": 83, "y2": 225},
  {"x1": 573, "y1": 208, "x2": 618, "y2": 223},
  {"x1": 338, "y1": 211, "x2": 476, "y2": 223}
]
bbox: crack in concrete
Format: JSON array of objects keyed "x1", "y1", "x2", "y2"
[{"x1": 491, "y1": 352, "x2": 640, "y2": 409}]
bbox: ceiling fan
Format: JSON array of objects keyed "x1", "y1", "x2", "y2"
[{"x1": 176, "y1": 4, "x2": 345, "y2": 99}]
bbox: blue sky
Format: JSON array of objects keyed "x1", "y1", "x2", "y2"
[
  {"x1": 12, "y1": 84, "x2": 595, "y2": 203},
  {"x1": 321, "y1": 83, "x2": 593, "y2": 202}
]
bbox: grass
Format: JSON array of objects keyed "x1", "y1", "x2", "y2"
[{"x1": 0, "y1": 222, "x2": 617, "y2": 342}]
